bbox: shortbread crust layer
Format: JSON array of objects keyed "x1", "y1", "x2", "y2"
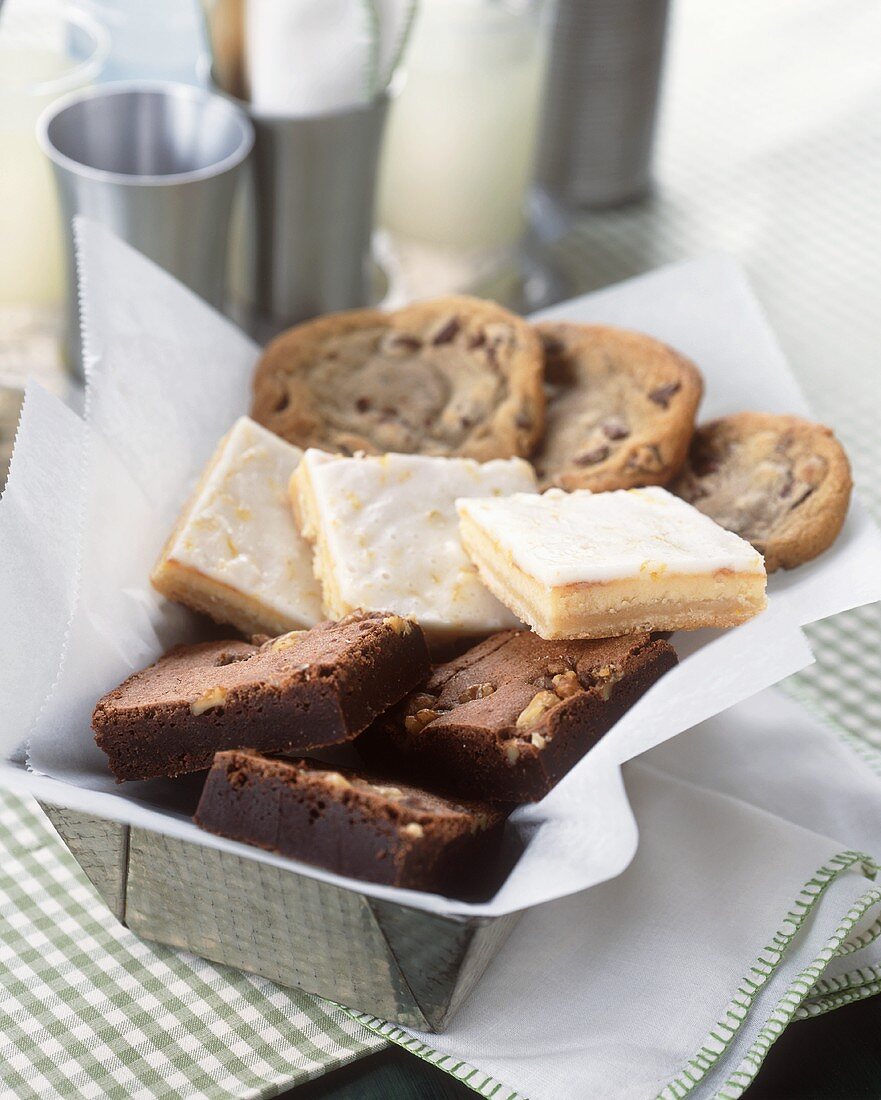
[{"x1": 458, "y1": 489, "x2": 767, "y2": 639}]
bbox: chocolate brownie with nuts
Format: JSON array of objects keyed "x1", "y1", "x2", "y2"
[
  {"x1": 672, "y1": 412, "x2": 852, "y2": 572},
  {"x1": 531, "y1": 323, "x2": 703, "y2": 492},
  {"x1": 92, "y1": 612, "x2": 430, "y2": 782},
  {"x1": 360, "y1": 629, "x2": 678, "y2": 802},
  {"x1": 250, "y1": 295, "x2": 545, "y2": 461},
  {"x1": 195, "y1": 750, "x2": 507, "y2": 895}
]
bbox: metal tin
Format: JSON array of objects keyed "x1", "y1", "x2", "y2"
[{"x1": 40, "y1": 804, "x2": 519, "y2": 1031}]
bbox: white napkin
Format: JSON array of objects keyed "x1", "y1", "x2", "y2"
[
  {"x1": 360, "y1": 687, "x2": 881, "y2": 1099},
  {"x1": 2, "y1": 222, "x2": 881, "y2": 925},
  {"x1": 245, "y1": 0, "x2": 414, "y2": 114}
]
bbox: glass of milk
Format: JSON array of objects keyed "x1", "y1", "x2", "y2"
[
  {"x1": 377, "y1": 0, "x2": 549, "y2": 302},
  {"x1": 0, "y1": 2, "x2": 108, "y2": 388}
]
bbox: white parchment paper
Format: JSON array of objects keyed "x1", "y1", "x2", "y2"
[{"x1": 1, "y1": 221, "x2": 879, "y2": 918}]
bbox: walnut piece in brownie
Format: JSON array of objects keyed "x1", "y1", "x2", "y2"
[
  {"x1": 194, "y1": 750, "x2": 507, "y2": 895},
  {"x1": 531, "y1": 323, "x2": 703, "y2": 491},
  {"x1": 250, "y1": 295, "x2": 545, "y2": 461},
  {"x1": 92, "y1": 612, "x2": 430, "y2": 782},
  {"x1": 360, "y1": 630, "x2": 678, "y2": 802},
  {"x1": 672, "y1": 412, "x2": 852, "y2": 572}
]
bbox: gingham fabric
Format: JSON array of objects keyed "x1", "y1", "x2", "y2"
[
  {"x1": 1, "y1": 1, "x2": 880, "y2": 1098},
  {"x1": 0, "y1": 795, "x2": 383, "y2": 1099},
  {"x1": 789, "y1": 413, "x2": 881, "y2": 742}
]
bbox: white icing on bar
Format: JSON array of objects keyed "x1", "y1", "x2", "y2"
[
  {"x1": 164, "y1": 417, "x2": 322, "y2": 624},
  {"x1": 456, "y1": 486, "x2": 765, "y2": 586},
  {"x1": 297, "y1": 449, "x2": 537, "y2": 636}
]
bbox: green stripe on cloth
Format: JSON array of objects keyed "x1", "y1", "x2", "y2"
[
  {"x1": 341, "y1": 1016, "x2": 521, "y2": 1100},
  {"x1": 339, "y1": 1010, "x2": 523, "y2": 1100},
  {"x1": 659, "y1": 871, "x2": 881, "y2": 1100},
  {"x1": 0, "y1": 790, "x2": 383, "y2": 1100},
  {"x1": 344, "y1": 854, "x2": 881, "y2": 1100}
]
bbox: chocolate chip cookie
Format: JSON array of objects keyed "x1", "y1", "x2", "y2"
[
  {"x1": 671, "y1": 412, "x2": 852, "y2": 572},
  {"x1": 530, "y1": 323, "x2": 703, "y2": 491},
  {"x1": 251, "y1": 296, "x2": 545, "y2": 461}
]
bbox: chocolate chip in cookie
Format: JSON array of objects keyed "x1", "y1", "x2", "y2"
[
  {"x1": 530, "y1": 323, "x2": 703, "y2": 492},
  {"x1": 671, "y1": 412, "x2": 852, "y2": 572},
  {"x1": 251, "y1": 296, "x2": 545, "y2": 462}
]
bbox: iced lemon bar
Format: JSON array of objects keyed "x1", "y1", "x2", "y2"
[
  {"x1": 291, "y1": 449, "x2": 537, "y2": 643},
  {"x1": 457, "y1": 486, "x2": 767, "y2": 639},
  {"x1": 152, "y1": 417, "x2": 322, "y2": 636}
]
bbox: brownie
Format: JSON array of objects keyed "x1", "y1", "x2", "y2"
[
  {"x1": 93, "y1": 612, "x2": 430, "y2": 781},
  {"x1": 360, "y1": 630, "x2": 678, "y2": 802},
  {"x1": 194, "y1": 750, "x2": 507, "y2": 895}
]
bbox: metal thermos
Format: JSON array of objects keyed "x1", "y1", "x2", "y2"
[{"x1": 535, "y1": 0, "x2": 670, "y2": 209}]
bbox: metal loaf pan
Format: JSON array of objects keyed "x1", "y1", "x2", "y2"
[{"x1": 39, "y1": 804, "x2": 519, "y2": 1032}]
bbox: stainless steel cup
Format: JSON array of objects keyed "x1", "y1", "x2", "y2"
[
  {"x1": 228, "y1": 97, "x2": 390, "y2": 343},
  {"x1": 38, "y1": 82, "x2": 254, "y2": 376}
]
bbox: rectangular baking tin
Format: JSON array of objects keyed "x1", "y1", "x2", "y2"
[{"x1": 39, "y1": 802, "x2": 519, "y2": 1031}]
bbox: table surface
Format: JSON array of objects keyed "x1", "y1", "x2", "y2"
[{"x1": 2, "y1": 0, "x2": 881, "y2": 1097}]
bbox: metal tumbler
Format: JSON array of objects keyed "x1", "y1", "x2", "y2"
[
  {"x1": 535, "y1": 0, "x2": 670, "y2": 209},
  {"x1": 38, "y1": 82, "x2": 254, "y2": 376},
  {"x1": 228, "y1": 97, "x2": 390, "y2": 343}
]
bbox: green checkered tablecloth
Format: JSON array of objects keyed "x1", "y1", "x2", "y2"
[
  {"x1": 787, "y1": 411, "x2": 881, "y2": 748},
  {"x1": 0, "y1": 794, "x2": 385, "y2": 1098}
]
